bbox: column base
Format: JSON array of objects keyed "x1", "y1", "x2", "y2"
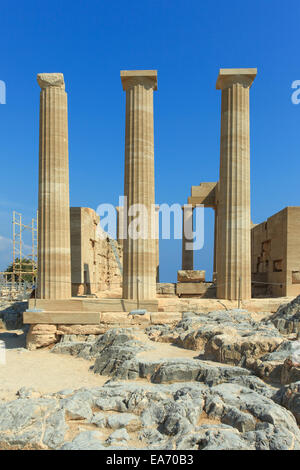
[{"x1": 24, "y1": 298, "x2": 159, "y2": 324}]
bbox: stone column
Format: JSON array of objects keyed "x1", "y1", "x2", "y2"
[
  {"x1": 182, "y1": 205, "x2": 194, "y2": 270},
  {"x1": 37, "y1": 73, "x2": 71, "y2": 299},
  {"x1": 213, "y1": 207, "x2": 217, "y2": 281},
  {"x1": 216, "y1": 68, "x2": 257, "y2": 300},
  {"x1": 121, "y1": 70, "x2": 157, "y2": 300},
  {"x1": 116, "y1": 206, "x2": 125, "y2": 248},
  {"x1": 155, "y1": 204, "x2": 160, "y2": 283}
]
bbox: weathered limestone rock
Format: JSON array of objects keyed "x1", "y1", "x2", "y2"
[
  {"x1": 61, "y1": 394, "x2": 93, "y2": 421},
  {"x1": 26, "y1": 324, "x2": 58, "y2": 350},
  {"x1": 26, "y1": 331, "x2": 57, "y2": 351},
  {"x1": 51, "y1": 340, "x2": 93, "y2": 357},
  {"x1": 271, "y1": 294, "x2": 300, "y2": 334},
  {"x1": 177, "y1": 270, "x2": 205, "y2": 283},
  {"x1": 0, "y1": 301, "x2": 27, "y2": 330},
  {"x1": 121, "y1": 70, "x2": 157, "y2": 301},
  {"x1": 1, "y1": 372, "x2": 300, "y2": 449},
  {"x1": 176, "y1": 323, "x2": 234, "y2": 351},
  {"x1": 150, "y1": 312, "x2": 182, "y2": 325},
  {"x1": 145, "y1": 325, "x2": 175, "y2": 343},
  {"x1": 245, "y1": 340, "x2": 300, "y2": 384},
  {"x1": 205, "y1": 382, "x2": 300, "y2": 450},
  {"x1": 27, "y1": 324, "x2": 57, "y2": 334},
  {"x1": 204, "y1": 332, "x2": 283, "y2": 366},
  {"x1": 281, "y1": 358, "x2": 300, "y2": 385},
  {"x1": 274, "y1": 381, "x2": 300, "y2": 424},
  {"x1": 60, "y1": 431, "x2": 105, "y2": 450},
  {"x1": 56, "y1": 324, "x2": 107, "y2": 336},
  {"x1": 106, "y1": 413, "x2": 141, "y2": 431},
  {"x1": 216, "y1": 68, "x2": 257, "y2": 300},
  {"x1": 0, "y1": 397, "x2": 62, "y2": 450},
  {"x1": 92, "y1": 328, "x2": 153, "y2": 379},
  {"x1": 149, "y1": 309, "x2": 286, "y2": 379},
  {"x1": 150, "y1": 359, "x2": 251, "y2": 385},
  {"x1": 37, "y1": 73, "x2": 71, "y2": 299},
  {"x1": 245, "y1": 357, "x2": 284, "y2": 384}
]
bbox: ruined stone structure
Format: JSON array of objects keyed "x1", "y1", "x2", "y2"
[
  {"x1": 188, "y1": 68, "x2": 257, "y2": 301},
  {"x1": 182, "y1": 205, "x2": 194, "y2": 271},
  {"x1": 121, "y1": 70, "x2": 158, "y2": 301},
  {"x1": 155, "y1": 205, "x2": 160, "y2": 283},
  {"x1": 188, "y1": 182, "x2": 217, "y2": 274},
  {"x1": 216, "y1": 69, "x2": 256, "y2": 300},
  {"x1": 23, "y1": 66, "x2": 300, "y2": 335},
  {"x1": 117, "y1": 203, "x2": 159, "y2": 284},
  {"x1": 70, "y1": 207, "x2": 122, "y2": 296},
  {"x1": 37, "y1": 73, "x2": 72, "y2": 300},
  {"x1": 116, "y1": 206, "x2": 125, "y2": 248},
  {"x1": 252, "y1": 207, "x2": 300, "y2": 297}
]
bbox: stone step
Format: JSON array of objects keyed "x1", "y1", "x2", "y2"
[
  {"x1": 23, "y1": 309, "x2": 183, "y2": 326},
  {"x1": 28, "y1": 298, "x2": 159, "y2": 313},
  {"x1": 24, "y1": 311, "x2": 101, "y2": 324}
]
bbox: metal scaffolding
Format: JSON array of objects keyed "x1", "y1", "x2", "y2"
[{"x1": 0, "y1": 211, "x2": 38, "y2": 299}]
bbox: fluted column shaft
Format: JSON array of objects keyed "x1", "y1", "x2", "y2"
[
  {"x1": 182, "y1": 205, "x2": 194, "y2": 270},
  {"x1": 37, "y1": 73, "x2": 71, "y2": 299},
  {"x1": 216, "y1": 69, "x2": 256, "y2": 300},
  {"x1": 155, "y1": 204, "x2": 160, "y2": 283},
  {"x1": 121, "y1": 71, "x2": 157, "y2": 300},
  {"x1": 213, "y1": 207, "x2": 218, "y2": 279}
]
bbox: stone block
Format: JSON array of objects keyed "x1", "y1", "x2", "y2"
[
  {"x1": 150, "y1": 312, "x2": 182, "y2": 325},
  {"x1": 156, "y1": 283, "x2": 176, "y2": 295},
  {"x1": 177, "y1": 282, "x2": 213, "y2": 296},
  {"x1": 23, "y1": 311, "x2": 101, "y2": 324},
  {"x1": 26, "y1": 325, "x2": 57, "y2": 350},
  {"x1": 177, "y1": 270, "x2": 205, "y2": 283},
  {"x1": 30, "y1": 324, "x2": 58, "y2": 334},
  {"x1": 100, "y1": 312, "x2": 132, "y2": 324},
  {"x1": 129, "y1": 313, "x2": 151, "y2": 325},
  {"x1": 56, "y1": 324, "x2": 107, "y2": 335}
]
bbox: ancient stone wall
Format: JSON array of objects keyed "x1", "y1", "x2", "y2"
[
  {"x1": 70, "y1": 207, "x2": 122, "y2": 296},
  {"x1": 251, "y1": 207, "x2": 300, "y2": 297}
]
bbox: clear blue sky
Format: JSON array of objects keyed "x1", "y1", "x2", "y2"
[{"x1": 0, "y1": 0, "x2": 299, "y2": 282}]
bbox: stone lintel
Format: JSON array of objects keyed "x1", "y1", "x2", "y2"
[
  {"x1": 189, "y1": 182, "x2": 217, "y2": 208},
  {"x1": 120, "y1": 70, "x2": 157, "y2": 91},
  {"x1": 216, "y1": 68, "x2": 257, "y2": 90},
  {"x1": 37, "y1": 73, "x2": 65, "y2": 90}
]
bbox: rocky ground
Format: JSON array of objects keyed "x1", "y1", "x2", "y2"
[
  {"x1": 0, "y1": 300, "x2": 26, "y2": 330},
  {"x1": 0, "y1": 296, "x2": 300, "y2": 450}
]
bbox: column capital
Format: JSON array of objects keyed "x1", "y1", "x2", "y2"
[
  {"x1": 37, "y1": 73, "x2": 65, "y2": 90},
  {"x1": 120, "y1": 70, "x2": 157, "y2": 91},
  {"x1": 216, "y1": 68, "x2": 257, "y2": 90}
]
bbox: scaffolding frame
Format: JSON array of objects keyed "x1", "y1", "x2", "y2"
[{"x1": 0, "y1": 211, "x2": 38, "y2": 296}]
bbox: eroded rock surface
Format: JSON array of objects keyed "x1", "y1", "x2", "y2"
[
  {"x1": 271, "y1": 295, "x2": 300, "y2": 334},
  {"x1": 0, "y1": 301, "x2": 27, "y2": 330},
  {"x1": 273, "y1": 381, "x2": 300, "y2": 425},
  {"x1": 145, "y1": 309, "x2": 300, "y2": 385},
  {"x1": 2, "y1": 299, "x2": 300, "y2": 450},
  {"x1": 0, "y1": 381, "x2": 299, "y2": 450}
]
